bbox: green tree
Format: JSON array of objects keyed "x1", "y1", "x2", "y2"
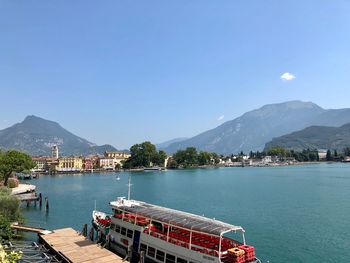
[
  {"x1": 173, "y1": 147, "x2": 198, "y2": 168},
  {"x1": 343, "y1": 147, "x2": 350, "y2": 156},
  {"x1": 211, "y1": 153, "x2": 220, "y2": 165},
  {"x1": 326, "y1": 149, "x2": 332, "y2": 161},
  {"x1": 152, "y1": 150, "x2": 167, "y2": 167},
  {"x1": 167, "y1": 159, "x2": 178, "y2": 169},
  {"x1": 157, "y1": 150, "x2": 167, "y2": 167},
  {"x1": 198, "y1": 151, "x2": 211, "y2": 165},
  {"x1": 267, "y1": 146, "x2": 289, "y2": 157},
  {"x1": 0, "y1": 150, "x2": 35, "y2": 186},
  {"x1": 126, "y1": 142, "x2": 165, "y2": 168},
  {"x1": 115, "y1": 163, "x2": 121, "y2": 170},
  {"x1": 130, "y1": 142, "x2": 158, "y2": 167}
]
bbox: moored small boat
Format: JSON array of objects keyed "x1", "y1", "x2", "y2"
[{"x1": 144, "y1": 167, "x2": 162, "y2": 171}]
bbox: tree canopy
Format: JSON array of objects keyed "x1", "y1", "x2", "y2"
[
  {"x1": 0, "y1": 150, "x2": 35, "y2": 185},
  {"x1": 343, "y1": 147, "x2": 350, "y2": 156},
  {"x1": 123, "y1": 142, "x2": 167, "y2": 168},
  {"x1": 170, "y1": 147, "x2": 220, "y2": 168}
]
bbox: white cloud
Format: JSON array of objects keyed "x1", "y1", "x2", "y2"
[
  {"x1": 217, "y1": 115, "x2": 224, "y2": 121},
  {"x1": 280, "y1": 72, "x2": 296, "y2": 81}
]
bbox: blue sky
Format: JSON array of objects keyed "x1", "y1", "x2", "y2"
[{"x1": 1, "y1": 1, "x2": 350, "y2": 149}]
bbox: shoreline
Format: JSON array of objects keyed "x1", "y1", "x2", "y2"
[{"x1": 26, "y1": 161, "x2": 350, "y2": 177}]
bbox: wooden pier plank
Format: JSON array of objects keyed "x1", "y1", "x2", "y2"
[{"x1": 40, "y1": 228, "x2": 124, "y2": 263}]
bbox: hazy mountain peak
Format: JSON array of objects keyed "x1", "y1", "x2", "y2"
[
  {"x1": 23, "y1": 115, "x2": 54, "y2": 122},
  {"x1": 243, "y1": 100, "x2": 324, "y2": 119},
  {"x1": 164, "y1": 101, "x2": 350, "y2": 154},
  {"x1": 0, "y1": 116, "x2": 117, "y2": 155},
  {"x1": 282, "y1": 100, "x2": 322, "y2": 109}
]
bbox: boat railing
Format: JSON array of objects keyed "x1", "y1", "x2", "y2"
[
  {"x1": 112, "y1": 212, "x2": 256, "y2": 262},
  {"x1": 143, "y1": 227, "x2": 234, "y2": 258}
]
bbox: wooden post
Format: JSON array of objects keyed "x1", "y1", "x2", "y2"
[
  {"x1": 39, "y1": 193, "x2": 42, "y2": 208},
  {"x1": 88, "y1": 226, "x2": 94, "y2": 241},
  {"x1": 82, "y1": 224, "x2": 88, "y2": 237},
  {"x1": 45, "y1": 197, "x2": 49, "y2": 211}
]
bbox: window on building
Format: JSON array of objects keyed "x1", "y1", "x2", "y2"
[
  {"x1": 156, "y1": 250, "x2": 165, "y2": 262},
  {"x1": 166, "y1": 253, "x2": 176, "y2": 263},
  {"x1": 115, "y1": 225, "x2": 120, "y2": 233},
  {"x1": 121, "y1": 227, "x2": 126, "y2": 236},
  {"x1": 127, "y1": 229, "x2": 133, "y2": 238},
  {"x1": 147, "y1": 246, "x2": 155, "y2": 258},
  {"x1": 110, "y1": 223, "x2": 115, "y2": 231},
  {"x1": 177, "y1": 258, "x2": 187, "y2": 263}
]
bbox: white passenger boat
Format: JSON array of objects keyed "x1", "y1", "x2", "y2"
[{"x1": 92, "y1": 178, "x2": 260, "y2": 263}]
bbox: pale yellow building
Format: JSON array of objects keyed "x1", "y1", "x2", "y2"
[
  {"x1": 104, "y1": 151, "x2": 130, "y2": 166},
  {"x1": 32, "y1": 157, "x2": 49, "y2": 172},
  {"x1": 58, "y1": 156, "x2": 83, "y2": 172},
  {"x1": 99, "y1": 157, "x2": 115, "y2": 170}
]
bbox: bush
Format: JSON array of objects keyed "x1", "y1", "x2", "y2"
[
  {"x1": 0, "y1": 244, "x2": 22, "y2": 262},
  {"x1": 0, "y1": 215, "x2": 13, "y2": 241},
  {"x1": 0, "y1": 187, "x2": 20, "y2": 222},
  {"x1": 6, "y1": 178, "x2": 18, "y2": 189}
]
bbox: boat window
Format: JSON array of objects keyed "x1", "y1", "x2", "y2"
[
  {"x1": 115, "y1": 225, "x2": 120, "y2": 233},
  {"x1": 140, "y1": 243, "x2": 147, "y2": 252},
  {"x1": 176, "y1": 258, "x2": 187, "y2": 263},
  {"x1": 121, "y1": 227, "x2": 126, "y2": 236},
  {"x1": 156, "y1": 250, "x2": 165, "y2": 262},
  {"x1": 110, "y1": 223, "x2": 116, "y2": 231},
  {"x1": 166, "y1": 253, "x2": 176, "y2": 263},
  {"x1": 153, "y1": 221, "x2": 162, "y2": 230},
  {"x1": 127, "y1": 229, "x2": 133, "y2": 238},
  {"x1": 147, "y1": 246, "x2": 155, "y2": 258}
]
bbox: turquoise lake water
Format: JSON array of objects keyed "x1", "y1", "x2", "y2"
[{"x1": 22, "y1": 163, "x2": 350, "y2": 262}]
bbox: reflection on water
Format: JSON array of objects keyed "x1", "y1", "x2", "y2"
[{"x1": 22, "y1": 164, "x2": 350, "y2": 263}]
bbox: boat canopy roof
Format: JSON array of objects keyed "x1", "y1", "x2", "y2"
[{"x1": 110, "y1": 198, "x2": 243, "y2": 236}]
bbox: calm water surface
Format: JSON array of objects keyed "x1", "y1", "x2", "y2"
[{"x1": 22, "y1": 163, "x2": 350, "y2": 262}]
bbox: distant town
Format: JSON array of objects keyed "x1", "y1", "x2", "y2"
[{"x1": 30, "y1": 144, "x2": 350, "y2": 174}]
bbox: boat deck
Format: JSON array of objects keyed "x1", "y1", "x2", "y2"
[{"x1": 40, "y1": 228, "x2": 124, "y2": 263}]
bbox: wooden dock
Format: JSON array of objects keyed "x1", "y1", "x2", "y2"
[
  {"x1": 40, "y1": 228, "x2": 124, "y2": 263},
  {"x1": 11, "y1": 223, "x2": 51, "y2": 234}
]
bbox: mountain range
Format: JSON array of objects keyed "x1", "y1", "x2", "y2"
[
  {"x1": 0, "y1": 115, "x2": 117, "y2": 156},
  {"x1": 163, "y1": 101, "x2": 350, "y2": 155},
  {"x1": 2, "y1": 101, "x2": 350, "y2": 156},
  {"x1": 156, "y1": 137, "x2": 188, "y2": 149},
  {"x1": 265, "y1": 123, "x2": 350, "y2": 152}
]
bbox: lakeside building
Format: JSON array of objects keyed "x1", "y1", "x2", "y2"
[
  {"x1": 57, "y1": 156, "x2": 83, "y2": 172},
  {"x1": 318, "y1": 149, "x2": 327, "y2": 160},
  {"x1": 99, "y1": 157, "x2": 116, "y2": 170},
  {"x1": 104, "y1": 151, "x2": 130, "y2": 165},
  {"x1": 83, "y1": 158, "x2": 94, "y2": 170},
  {"x1": 262, "y1": 156, "x2": 272, "y2": 164},
  {"x1": 47, "y1": 157, "x2": 59, "y2": 172},
  {"x1": 32, "y1": 156, "x2": 49, "y2": 172}
]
